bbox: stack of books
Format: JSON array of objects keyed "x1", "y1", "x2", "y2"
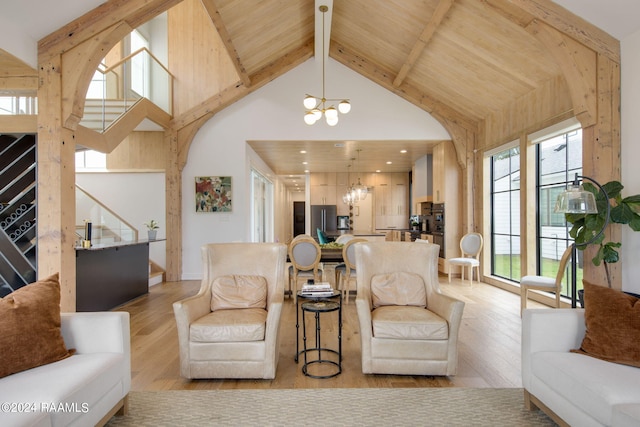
[{"x1": 300, "y1": 282, "x2": 334, "y2": 297}]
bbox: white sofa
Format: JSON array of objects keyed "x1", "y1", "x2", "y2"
[
  {"x1": 0, "y1": 312, "x2": 131, "y2": 427},
  {"x1": 522, "y1": 309, "x2": 640, "y2": 426}
]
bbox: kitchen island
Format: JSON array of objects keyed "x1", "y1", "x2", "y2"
[
  {"x1": 328, "y1": 230, "x2": 386, "y2": 241},
  {"x1": 75, "y1": 239, "x2": 158, "y2": 311}
]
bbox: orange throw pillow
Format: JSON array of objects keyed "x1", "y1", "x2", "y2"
[
  {"x1": 0, "y1": 273, "x2": 74, "y2": 378},
  {"x1": 572, "y1": 280, "x2": 640, "y2": 368}
]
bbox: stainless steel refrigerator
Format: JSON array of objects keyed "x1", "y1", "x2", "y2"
[{"x1": 311, "y1": 205, "x2": 337, "y2": 239}]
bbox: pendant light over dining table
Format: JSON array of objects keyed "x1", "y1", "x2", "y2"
[
  {"x1": 342, "y1": 149, "x2": 368, "y2": 204},
  {"x1": 303, "y1": 4, "x2": 350, "y2": 126}
]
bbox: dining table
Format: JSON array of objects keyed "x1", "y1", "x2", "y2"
[{"x1": 319, "y1": 247, "x2": 344, "y2": 263}]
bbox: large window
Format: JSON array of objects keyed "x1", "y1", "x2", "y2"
[
  {"x1": 490, "y1": 146, "x2": 521, "y2": 281},
  {"x1": 536, "y1": 128, "x2": 582, "y2": 296},
  {"x1": 251, "y1": 169, "x2": 273, "y2": 243},
  {"x1": 130, "y1": 30, "x2": 150, "y2": 98},
  {"x1": 75, "y1": 150, "x2": 106, "y2": 170}
]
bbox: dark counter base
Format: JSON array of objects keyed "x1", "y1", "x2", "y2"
[{"x1": 76, "y1": 242, "x2": 149, "y2": 311}]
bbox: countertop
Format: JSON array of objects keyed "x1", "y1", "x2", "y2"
[
  {"x1": 75, "y1": 238, "x2": 165, "y2": 251},
  {"x1": 328, "y1": 230, "x2": 386, "y2": 237}
]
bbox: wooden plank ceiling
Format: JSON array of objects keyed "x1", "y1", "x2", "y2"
[
  {"x1": 206, "y1": 0, "x2": 561, "y2": 180},
  {"x1": 1, "y1": 0, "x2": 567, "y2": 184}
]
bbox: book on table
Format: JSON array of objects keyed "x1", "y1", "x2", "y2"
[{"x1": 300, "y1": 282, "x2": 334, "y2": 297}]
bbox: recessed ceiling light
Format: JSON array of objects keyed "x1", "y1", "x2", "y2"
[
  {"x1": 400, "y1": 149, "x2": 407, "y2": 153},
  {"x1": 304, "y1": 170, "x2": 309, "y2": 173},
  {"x1": 302, "y1": 161, "x2": 308, "y2": 165},
  {"x1": 386, "y1": 161, "x2": 392, "y2": 165},
  {"x1": 376, "y1": 170, "x2": 381, "y2": 173},
  {"x1": 300, "y1": 150, "x2": 307, "y2": 154}
]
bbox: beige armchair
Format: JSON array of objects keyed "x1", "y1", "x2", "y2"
[
  {"x1": 355, "y1": 241, "x2": 465, "y2": 376},
  {"x1": 173, "y1": 243, "x2": 286, "y2": 379}
]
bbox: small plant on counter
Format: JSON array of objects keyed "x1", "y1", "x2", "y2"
[{"x1": 144, "y1": 220, "x2": 159, "y2": 240}]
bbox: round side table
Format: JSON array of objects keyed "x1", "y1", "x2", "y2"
[{"x1": 301, "y1": 300, "x2": 342, "y2": 378}]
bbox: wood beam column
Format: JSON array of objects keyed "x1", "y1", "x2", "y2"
[
  {"x1": 582, "y1": 53, "x2": 621, "y2": 289},
  {"x1": 37, "y1": 54, "x2": 77, "y2": 311},
  {"x1": 165, "y1": 128, "x2": 182, "y2": 281}
]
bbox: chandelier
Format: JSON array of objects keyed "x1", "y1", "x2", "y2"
[
  {"x1": 342, "y1": 150, "x2": 368, "y2": 204},
  {"x1": 303, "y1": 5, "x2": 351, "y2": 126}
]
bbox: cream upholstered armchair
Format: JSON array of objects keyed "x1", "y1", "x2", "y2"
[
  {"x1": 173, "y1": 242, "x2": 286, "y2": 379},
  {"x1": 355, "y1": 241, "x2": 465, "y2": 376}
]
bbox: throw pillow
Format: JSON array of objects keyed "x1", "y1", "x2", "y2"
[
  {"x1": 211, "y1": 275, "x2": 268, "y2": 311},
  {"x1": 371, "y1": 272, "x2": 427, "y2": 308},
  {"x1": 0, "y1": 273, "x2": 74, "y2": 378},
  {"x1": 572, "y1": 280, "x2": 640, "y2": 368}
]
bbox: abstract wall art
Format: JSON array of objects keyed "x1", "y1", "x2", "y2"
[{"x1": 195, "y1": 176, "x2": 232, "y2": 212}]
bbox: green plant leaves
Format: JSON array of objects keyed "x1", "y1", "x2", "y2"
[{"x1": 565, "y1": 180, "x2": 640, "y2": 272}]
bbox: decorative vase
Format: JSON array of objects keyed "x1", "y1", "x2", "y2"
[{"x1": 148, "y1": 230, "x2": 157, "y2": 240}]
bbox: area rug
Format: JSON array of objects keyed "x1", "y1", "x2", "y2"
[{"x1": 106, "y1": 388, "x2": 556, "y2": 426}]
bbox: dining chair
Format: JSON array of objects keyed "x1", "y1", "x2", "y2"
[
  {"x1": 288, "y1": 237, "x2": 323, "y2": 303},
  {"x1": 334, "y1": 238, "x2": 366, "y2": 304},
  {"x1": 286, "y1": 235, "x2": 324, "y2": 296},
  {"x1": 335, "y1": 234, "x2": 355, "y2": 244},
  {"x1": 317, "y1": 228, "x2": 335, "y2": 244},
  {"x1": 520, "y1": 244, "x2": 572, "y2": 315},
  {"x1": 448, "y1": 232, "x2": 483, "y2": 286}
]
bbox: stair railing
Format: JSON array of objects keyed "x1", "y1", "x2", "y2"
[
  {"x1": 76, "y1": 184, "x2": 138, "y2": 245},
  {"x1": 82, "y1": 47, "x2": 173, "y2": 132}
]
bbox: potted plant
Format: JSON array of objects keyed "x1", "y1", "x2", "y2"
[
  {"x1": 145, "y1": 220, "x2": 159, "y2": 240},
  {"x1": 565, "y1": 180, "x2": 640, "y2": 293}
]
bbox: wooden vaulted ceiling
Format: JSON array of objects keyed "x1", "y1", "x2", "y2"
[
  {"x1": 206, "y1": 0, "x2": 562, "y2": 125},
  {"x1": 189, "y1": 0, "x2": 573, "y2": 176},
  {"x1": 0, "y1": 0, "x2": 616, "y2": 176}
]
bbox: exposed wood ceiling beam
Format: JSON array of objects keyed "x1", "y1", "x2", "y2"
[
  {"x1": 330, "y1": 41, "x2": 477, "y2": 134},
  {"x1": 200, "y1": 0, "x2": 251, "y2": 87},
  {"x1": 393, "y1": 0, "x2": 455, "y2": 87},
  {"x1": 314, "y1": 0, "x2": 333, "y2": 60},
  {"x1": 172, "y1": 39, "x2": 314, "y2": 130},
  {"x1": 497, "y1": 0, "x2": 620, "y2": 63},
  {"x1": 38, "y1": 0, "x2": 182, "y2": 57}
]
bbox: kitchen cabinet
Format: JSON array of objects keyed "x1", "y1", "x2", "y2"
[
  {"x1": 431, "y1": 141, "x2": 461, "y2": 273},
  {"x1": 310, "y1": 172, "x2": 337, "y2": 205},
  {"x1": 374, "y1": 173, "x2": 408, "y2": 229},
  {"x1": 431, "y1": 141, "x2": 459, "y2": 204},
  {"x1": 310, "y1": 184, "x2": 336, "y2": 205},
  {"x1": 310, "y1": 173, "x2": 337, "y2": 186}
]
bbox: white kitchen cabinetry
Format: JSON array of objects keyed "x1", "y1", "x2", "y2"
[
  {"x1": 310, "y1": 173, "x2": 337, "y2": 205},
  {"x1": 374, "y1": 173, "x2": 408, "y2": 230}
]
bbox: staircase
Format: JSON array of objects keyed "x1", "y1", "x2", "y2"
[
  {"x1": 79, "y1": 98, "x2": 139, "y2": 132},
  {"x1": 0, "y1": 134, "x2": 37, "y2": 296}
]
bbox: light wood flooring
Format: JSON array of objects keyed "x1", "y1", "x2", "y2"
[{"x1": 117, "y1": 274, "x2": 546, "y2": 391}]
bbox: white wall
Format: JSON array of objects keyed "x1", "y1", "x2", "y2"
[
  {"x1": 621, "y1": 29, "x2": 640, "y2": 294},
  {"x1": 181, "y1": 57, "x2": 450, "y2": 279},
  {"x1": 75, "y1": 172, "x2": 166, "y2": 269}
]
